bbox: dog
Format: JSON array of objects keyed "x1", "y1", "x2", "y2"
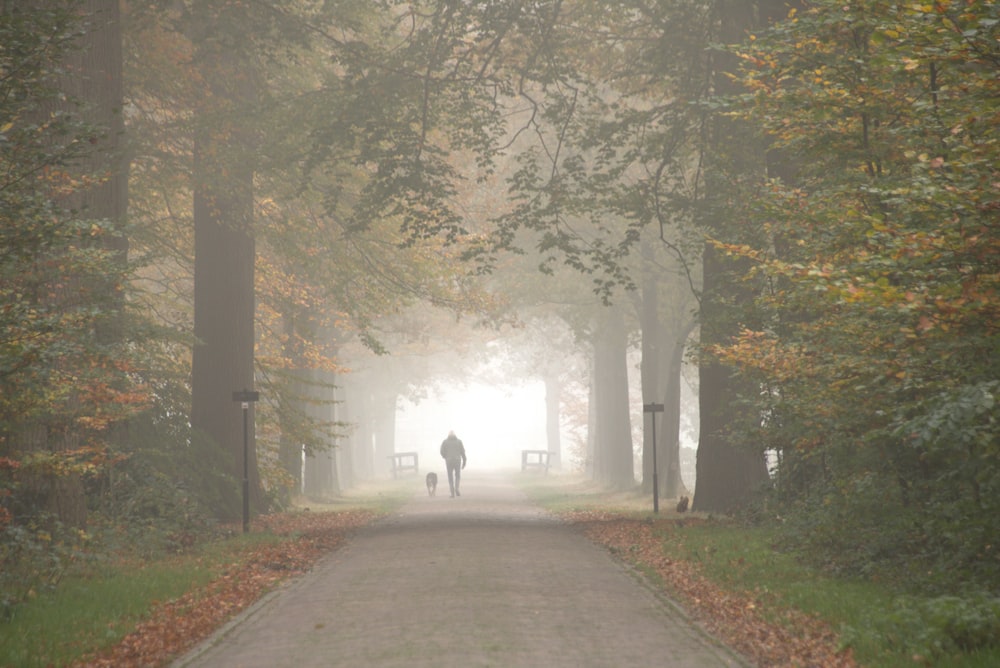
[{"x1": 426, "y1": 471, "x2": 438, "y2": 496}]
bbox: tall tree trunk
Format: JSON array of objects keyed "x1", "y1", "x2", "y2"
[
  {"x1": 662, "y1": 328, "x2": 693, "y2": 499},
  {"x1": 303, "y1": 444, "x2": 334, "y2": 499},
  {"x1": 639, "y1": 239, "x2": 692, "y2": 501},
  {"x1": 83, "y1": 0, "x2": 129, "y2": 517},
  {"x1": 692, "y1": 0, "x2": 773, "y2": 512},
  {"x1": 303, "y1": 368, "x2": 340, "y2": 497},
  {"x1": 543, "y1": 372, "x2": 562, "y2": 469},
  {"x1": 639, "y1": 254, "x2": 660, "y2": 495},
  {"x1": 341, "y1": 377, "x2": 374, "y2": 480},
  {"x1": 329, "y1": 375, "x2": 351, "y2": 491},
  {"x1": 585, "y1": 359, "x2": 597, "y2": 478},
  {"x1": 190, "y1": 5, "x2": 260, "y2": 520},
  {"x1": 70, "y1": 0, "x2": 128, "y2": 527},
  {"x1": 277, "y1": 313, "x2": 305, "y2": 499},
  {"x1": 371, "y1": 389, "x2": 398, "y2": 478},
  {"x1": 322, "y1": 371, "x2": 342, "y2": 497},
  {"x1": 591, "y1": 305, "x2": 634, "y2": 487},
  {"x1": 693, "y1": 243, "x2": 768, "y2": 511}
]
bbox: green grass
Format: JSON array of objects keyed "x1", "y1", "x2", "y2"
[
  {"x1": 520, "y1": 474, "x2": 1000, "y2": 668},
  {"x1": 0, "y1": 533, "x2": 280, "y2": 667},
  {"x1": 662, "y1": 523, "x2": 1000, "y2": 667},
  {"x1": 0, "y1": 479, "x2": 410, "y2": 667}
]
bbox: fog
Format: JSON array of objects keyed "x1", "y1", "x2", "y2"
[{"x1": 395, "y1": 381, "x2": 548, "y2": 473}]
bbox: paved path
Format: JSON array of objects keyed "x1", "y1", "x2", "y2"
[{"x1": 172, "y1": 473, "x2": 749, "y2": 667}]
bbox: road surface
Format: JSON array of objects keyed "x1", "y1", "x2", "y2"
[{"x1": 172, "y1": 473, "x2": 749, "y2": 667}]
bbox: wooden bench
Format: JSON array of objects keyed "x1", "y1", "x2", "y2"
[
  {"x1": 521, "y1": 450, "x2": 551, "y2": 474},
  {"x1": 388, "y1": 452, "x2": 419, "y2": 478}
]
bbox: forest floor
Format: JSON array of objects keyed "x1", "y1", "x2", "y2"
[{"x1": 75, "y1": 472, "x2": 853, "y2": 667}]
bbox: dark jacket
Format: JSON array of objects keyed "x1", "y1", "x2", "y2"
[{"x1": 440, "y1": 436, "x2": 466, "y2": 467}]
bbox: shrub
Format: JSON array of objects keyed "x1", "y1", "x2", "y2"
[
  {"x1": 845, "y1": 594, "x2": 1000, "y2": 660},
  {"x1": 0, "y1": 518, "x2": 87, "y2": 620}
]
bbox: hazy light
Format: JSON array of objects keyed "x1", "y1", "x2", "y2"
[{"x1": 395, "y1": 381, "x2": 547, "y2": 472}]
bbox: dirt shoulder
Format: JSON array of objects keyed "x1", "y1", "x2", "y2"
[{"x1": 171, "y1": 472, "x2": 749, "y2": 667}]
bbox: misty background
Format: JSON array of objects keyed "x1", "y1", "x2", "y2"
[{"x1": 2, "y1": 1, "x2": 997, "y2": 608}]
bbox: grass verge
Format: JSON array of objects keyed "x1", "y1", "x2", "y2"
[
  {"x1": 520, "y1": 474, "x2": 1000, "y2": 668},
  {"x1": 0, "y1": 477, "x2": 411, "y2": 667},
  {"x1": 0, "y1": 533, "x2": 278, "y2": 667}
]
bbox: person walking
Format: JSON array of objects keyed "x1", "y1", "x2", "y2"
[{"x1": 439, "y1": 430, "x2": 467, "y2": 497}]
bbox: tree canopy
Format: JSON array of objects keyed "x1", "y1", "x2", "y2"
[
  {"x1": 712, "y1": 0, "x2": 999, "y2": 578},
  {"x1": 1, "y1": 0, "x2": 997, "y2": 610}
]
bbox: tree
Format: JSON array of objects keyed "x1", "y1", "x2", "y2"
[
  {"x1": 714, "y1": 0, "x2": 999, "y2": 576},
  {"x1": 1, "y1": 0, "x2": 133, "y2": 530},
  {"x1": 590, "y1": 302, "x2": 634, "y2": 486},
  {"x1": 188, "y1": 1, "x2": 262, "y2": 521},
  {"x1": 635, "y1": 225, "x2": 700, "y2": 500},
  {"x1": 460, "y1": 0, "x2": 775, "y2": 506}
]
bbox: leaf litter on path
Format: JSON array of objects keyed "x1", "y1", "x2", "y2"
[
  {"x1": 562, "y1": 509, "x2": 856, "y2": 668},
  {"x1": 73, "y1": 510, "x2": 376, "y2": 668},
  {"x1": 75, "y1": 506, "x2": 854, "y2": 668}
]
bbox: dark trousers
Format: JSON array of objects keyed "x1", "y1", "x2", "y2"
[{"x1": 445, "y1": 459, "x2": 462, "y2": 494}]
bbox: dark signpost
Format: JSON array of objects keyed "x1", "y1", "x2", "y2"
[
  {"x1": 643, "y1": 402, "x2": 664, "y2": 513},
  {"x1": 232, "y1": 389, "x2": 260, "y2": 533}
]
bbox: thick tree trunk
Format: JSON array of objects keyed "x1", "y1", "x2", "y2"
[
  {"x1": 591, "y1": 305, "x2": 634, "y2": 487},
  {"x1": 641, "y1": 325, "x2": 693, "y2": 501},
  {"x1": 639, "y1": 240, "x2": 692, "y2": 501},
  {"x1": 191, "y1": 185, "x2": 258, "y2": 519},
  {"x1": 691, "y1": 0, "x2": 777, "y2": 513},
  {"x1": 304, "y1": 445, "x2": 334, "y2": 499},
  {"x1": 190, "y1": 19, "x2": 260, "y2": 520},
  {"x1": 66, "y1": 0, "x2": 127, "y2": 528},
  {"x1": 693, "y1": 244, "x2": 768, "y2": 512}
]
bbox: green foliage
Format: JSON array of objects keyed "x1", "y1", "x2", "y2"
[
  {"x1": 295, "y1": 0, "x2": 516, "y2": 244},
  {"x1": 3, "y1": 0, "x2": 996, "y2": 635},
  {"x1": 845, "y1": 595, "x2": 1000, "y2": 662},
  {"x1": 0, "y1": 2, "x2": 151, "y2": 594},
  {"x1": 0, "y1": 1, "x2": 121, "y2": 430},
  {"x1": 0, "y1": 532, "x2": 259, "y2": 667},
  {"x1": 890, "y1": 381, "x2": 1000, "y2": 581},
  {"x1": 524, "y1": 475, "x2": 1000, "y2": 667},
  {"x1": 706, "y1": 0, "x2": 1000, "y2": 589},
  {"x1": 677, "y1": 519, "x2": 1000, "y2": 666},
  {"x1": 0, "y1": 518, "x2": 87, "y2": 621},
  {"x1": 87, "y1": 408, "x2": 240, "y2": 555}
]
